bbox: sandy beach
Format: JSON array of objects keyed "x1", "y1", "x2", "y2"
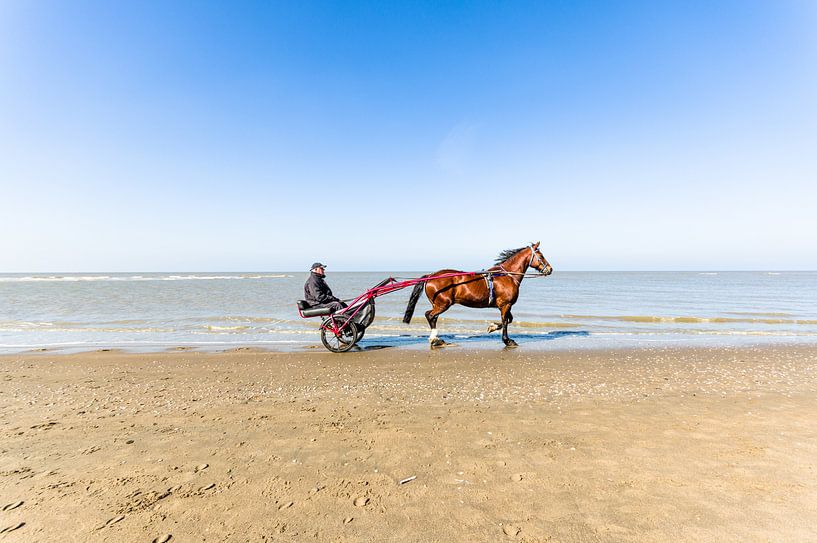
[{"x1": 2, "y1": 345, "x2": 817, "y2": 542}]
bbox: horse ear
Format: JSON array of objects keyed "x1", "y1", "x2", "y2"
[{"x1": 534, "y1": 241, "x2": 540, "y2": 248}]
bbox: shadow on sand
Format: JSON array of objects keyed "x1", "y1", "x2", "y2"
[{"x1": 353, "y1": 330, "x2": 590, "y2": 351}]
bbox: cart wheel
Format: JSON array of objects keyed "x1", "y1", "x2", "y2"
[{"x1": 320, "y1": 315, "x2": 359, "y2": 353}]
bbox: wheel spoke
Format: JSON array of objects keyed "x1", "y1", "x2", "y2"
[{"x1": 320, "y1": 316, "x2": 358, "y2": 352}]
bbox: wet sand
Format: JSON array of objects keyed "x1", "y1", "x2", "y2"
[{"x1": 1, "y1": 345, "x2": 817, "y2": 542}]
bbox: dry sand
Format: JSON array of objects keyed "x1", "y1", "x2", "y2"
[{"x1": 1, "y1": 345, "x2": 817, "y2": 542}]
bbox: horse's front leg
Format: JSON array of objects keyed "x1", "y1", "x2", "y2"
[
  {"x1": 500, "y1": 306, "x2": 517, "y2": 347},
  {"x1": 487, "y1": 304, "x2": 508, "y2": 333}
]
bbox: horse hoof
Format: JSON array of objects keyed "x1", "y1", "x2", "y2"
[
  {"x1": 503, "y1": 340, "x2": 518, "y2": 348},
  {"x1": 487, "y1": 324, "x2": 500, "y2": 333},
  {"x1": 430, "y1": 338, "x2": 446, "y2": 348}
]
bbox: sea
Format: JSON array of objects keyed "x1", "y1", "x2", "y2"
[{"x1": 1, "y1": 271, "x2": 816, "y2": 354}]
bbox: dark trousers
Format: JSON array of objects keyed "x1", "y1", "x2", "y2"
[{"x1": 312, "y1": 300, "x2": 346, "y2": 313}]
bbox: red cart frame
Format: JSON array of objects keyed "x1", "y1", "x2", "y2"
[{"x1": 297, "y1": 272, "x2": 484, "y2": 352}]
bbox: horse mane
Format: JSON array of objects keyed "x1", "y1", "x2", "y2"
[{"x1": 494, "y1": 247, "x2": 526, "y2": 264}]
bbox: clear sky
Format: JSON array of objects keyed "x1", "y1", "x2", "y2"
[{"x1": 1, "y1": 1, "x2": 815, "y2": 272}]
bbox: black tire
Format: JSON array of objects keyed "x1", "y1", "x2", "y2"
[{"x1": 320, "y1": 315, "x2": 359, "y2": 353}]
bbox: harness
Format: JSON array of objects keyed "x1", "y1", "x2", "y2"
[{"x1": 484, "y1": 272, "x2": 495, "y2": 306}]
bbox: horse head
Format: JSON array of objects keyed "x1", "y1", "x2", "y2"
[{"x1": 528, "y1": 242, "x2": 553, "y2": 276}]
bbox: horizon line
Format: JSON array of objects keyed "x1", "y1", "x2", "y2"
[{"x1": 1, "y1": 269, "x2": 815, "y2": 274}]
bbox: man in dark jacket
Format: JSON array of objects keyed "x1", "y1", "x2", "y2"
[{"x1": 304, "y1": 262, "x2": 346, "y2": 313}]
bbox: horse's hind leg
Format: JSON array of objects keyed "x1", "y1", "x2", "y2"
[
  {"x1": 500, "y1": 305, "x2": 517, "y2": 347},
  {"x1": 426, "y1": 302, "x2": 450, "y2": 348}
]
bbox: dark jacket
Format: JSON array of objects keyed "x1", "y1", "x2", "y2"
[{"x1": 304, "y1": 272, "x2": 339, "y2": 305}]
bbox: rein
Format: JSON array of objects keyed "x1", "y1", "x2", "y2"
[
  {"x1": 393, "y1": 270, "x2": 546, "y2": 282},
  {"x1": 395, "y1": 247, "x2": 547, "y2": 284}
]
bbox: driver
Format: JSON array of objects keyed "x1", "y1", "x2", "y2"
[{"x1": 304, "y1": 262, "x2": 346, "y2": 313}]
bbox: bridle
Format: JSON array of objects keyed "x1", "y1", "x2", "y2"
[
  {"x1": 499, "y1": 245, "x2": 547, "y2": 285},
  {"x1": 527, "y1": 245, "x2": 537, "y2": 270}
]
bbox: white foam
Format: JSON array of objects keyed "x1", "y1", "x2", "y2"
[{"x1": 0, "y1": 274, "x2": 292, "y2": 283}]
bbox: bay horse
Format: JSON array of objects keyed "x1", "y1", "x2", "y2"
[{"x1": 402, "y1": 242, "x2": 552, "y2": 347}]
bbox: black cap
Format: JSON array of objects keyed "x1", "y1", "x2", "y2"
[{"x1": 310, "y1": 262, "x2": 326, "y2": 270}]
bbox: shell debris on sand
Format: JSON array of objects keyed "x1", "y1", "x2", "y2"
[
  {"x1": 503, "y1": 524, "x2": 521, "y2": 536},
  {"x1": 353, "y1": 496, "x2": 369, "y2": 507}
]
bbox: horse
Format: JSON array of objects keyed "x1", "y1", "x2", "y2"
[{"x1": 402, "y1": 242, "x2": 553, "y2": 347}]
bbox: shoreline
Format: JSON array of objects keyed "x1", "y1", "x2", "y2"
[
  {"x1": 2, "y1": 345, "x2": 817, "y2": 541},
  {"x1": 5, "y1": 332, "x2": 817, "y2": 357}
]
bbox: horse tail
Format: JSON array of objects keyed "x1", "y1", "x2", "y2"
[{"x1": 403, "y1": 276, "x2": 429, "y2": 324}]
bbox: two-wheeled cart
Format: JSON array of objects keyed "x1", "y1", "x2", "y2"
[{"x1": 296, "y1": 273, "x2": 482, "y2": 352}]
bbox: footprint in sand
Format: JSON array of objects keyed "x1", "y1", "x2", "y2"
[
  {"x1": 2, "y1": 501, "x2": 23, "y2": 512},
  {"x1": 30, "y1": 421, "x2": 58, "y2": 430},
  {"x1": 353, "y1": 496, "x2": 369, "y2": 507},
  {"x1": 97, "y1": 514, "x2": 125, "y2": 529},
  {"x1": 510, "y1": 473, "x2": 523, "y2": 482},
  {"x1": 343, "y1": 517, "x2": 354, "y2": 524},
  {"x1": 277, "y1": 501, "x2": 294, "y2": 511},
  {"x1": 199, "y1": 483, "x2": 215, "y2": 492},
  {"x1": 152, "y1": 535, "x2": 172, "y2": 543},
  {"x1": 194, "y1": 463, "x2": 209, "y2": 473},
  {"x1": 1, "y1": 522, "x2": 26, "y2": 534}
]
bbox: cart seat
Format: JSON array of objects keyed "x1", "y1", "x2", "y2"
[{"x1": 297, "y1": 300, "x2": 333, "y2": 317}]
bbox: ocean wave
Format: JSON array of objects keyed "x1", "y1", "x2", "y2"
[
  {"x1": 191, "y1": 328, "x2": 318, "y2": 336},
  {"x1": 724, "y1": 311, "x2": 793, "y2": 317},
  {"x1": 517, "y1": 321, "x2": 581, "y2": 329},
  {"x1": 159, "y1": 274, "x2": 291, "y2": 281},
  {"x1": 595, "y1": 330, "x2": 817, "y2": 337},
  {"x1": 562, "y1": 314, "x2": 817, "y2": 325},
  {"x1": 0, "y1": 339, "x2": 311, "y2": 350},
  {"x1": 0, "y1": 274, "x2": 292, "y2": 283},
  {"x1": 220, "y1": 316, "x2": 285, "y2": 324},
  {"x1": 0, "y1": 321, "x2": 56, "y2": 328},
  {"x1": 0, "y1": 275, "x2": 117, "y2": 282}
]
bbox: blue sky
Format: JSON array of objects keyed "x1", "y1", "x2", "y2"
[{"x1": 1, "y1": 1, "x2": 815, "y2": 271}]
